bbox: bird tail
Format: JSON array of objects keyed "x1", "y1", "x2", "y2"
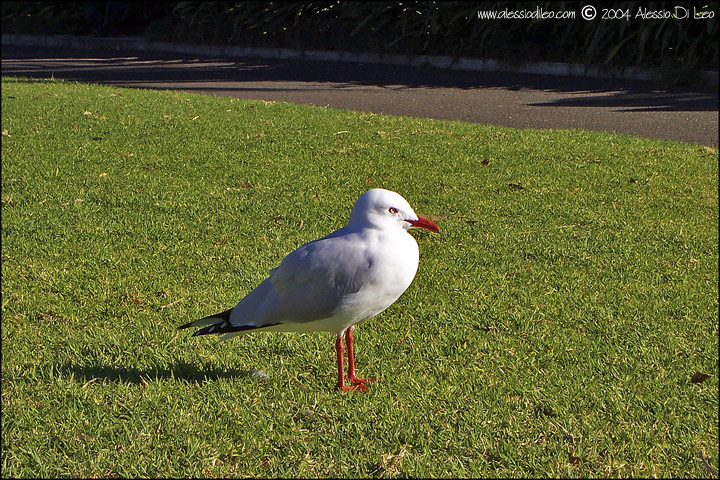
[
  {"x1": 178, "y1": 308, "x2": 280, "y2": 341},
  {"x1": 178, "y1": 308, "x2": 233, "y2": 334}
]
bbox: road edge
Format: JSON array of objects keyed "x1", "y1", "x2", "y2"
[{"x1": 3, "y1": 33, "x2": 718, "y2": 86}]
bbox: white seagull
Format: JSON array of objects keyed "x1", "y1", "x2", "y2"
[{"x1": 179, "y1": 188, "x2": 439, "y2": 392}]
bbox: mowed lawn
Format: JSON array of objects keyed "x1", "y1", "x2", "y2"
[{"x1": 1, "y1": 77, "x2": 717, "y2": 477}]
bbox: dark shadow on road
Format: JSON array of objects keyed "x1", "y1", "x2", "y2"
[
  {"x1": 2, "y1": 45, "x2": 717, "y2": 112},
  {"x1": 532, "y1": 91, "x2": 718, "y2": 112}
]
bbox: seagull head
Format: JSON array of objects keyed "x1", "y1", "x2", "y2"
[{"x1": 348, "y1": 188, "x2": 440, "y2": 233}]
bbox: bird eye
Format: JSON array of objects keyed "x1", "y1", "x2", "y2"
[{"x1": 388, "y1": 207, "x2": 398, "y2": 214}]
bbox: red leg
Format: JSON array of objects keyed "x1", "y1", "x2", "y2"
[
  {"x1": 345, "y1": 326, "x2": 377, "y2": 386},
  {"x1": 335, "y1": 332, "x2": 369, "y2": 392}
]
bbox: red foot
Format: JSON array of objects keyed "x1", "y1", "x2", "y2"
[
  {"x1": 337, "y1": 382, "x2": 370, "y2": 393},
  {"x1": 337, "y1": 376, "x2": 380, "y2": 393},
  {"x1": 348, "y1": 375, "x2": 378, "y2": 386},
  {"x1": 335, "y1": 328, "x2": 380, "y2": 393}
]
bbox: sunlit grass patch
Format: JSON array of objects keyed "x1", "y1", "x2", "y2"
[{"x1": 2, "y1": 77, "x2": 717, "y2": 477}]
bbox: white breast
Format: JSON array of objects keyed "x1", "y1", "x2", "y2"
[{"x1": 328, "y1": 229, "x2": 420, "y2": 333}]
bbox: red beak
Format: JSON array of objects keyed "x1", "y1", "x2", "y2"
[{"x1": 407, "y1": 216, "x2": 440, "y2": 233}]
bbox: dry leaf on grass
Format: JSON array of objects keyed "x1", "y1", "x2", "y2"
[{"x1": 690, "y1": 372, "x2": 711, "y2": 384}]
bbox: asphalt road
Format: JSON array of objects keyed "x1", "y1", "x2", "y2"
[{"x1": 2, "y1": 43, "x2": 718, "y2": 147}]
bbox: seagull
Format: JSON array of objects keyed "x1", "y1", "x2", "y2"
[{"x1": 178, "y1": 188, "x2": 439, "y2": 392}]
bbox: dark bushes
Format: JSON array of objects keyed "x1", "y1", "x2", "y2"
[{"x1": 2, "y1": 1, "x2": 717, "y2": 72}]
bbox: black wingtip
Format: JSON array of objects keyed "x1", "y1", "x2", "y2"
[
  {"x1": 194, "y1": 321, "x2": 283, "y2": 337},
  {"x1": 179, "y1": 308, "x2": 283, "y2": 337},
  {"x1": 178, "y1": 308, "x2": 234, "y2": 331}
]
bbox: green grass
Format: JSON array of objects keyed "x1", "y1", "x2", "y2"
[{"x1": 2, "y1": 76, "x2": 718, "y2": 478}]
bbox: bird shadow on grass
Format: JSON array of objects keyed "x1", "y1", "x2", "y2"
[{"x1": 57, "y1": 361, "x2": 266, "y2": 385}]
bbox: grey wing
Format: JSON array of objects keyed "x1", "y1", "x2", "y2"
[{"x1": 263, "y1": 234, "x2": 371, "y2": 324}]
